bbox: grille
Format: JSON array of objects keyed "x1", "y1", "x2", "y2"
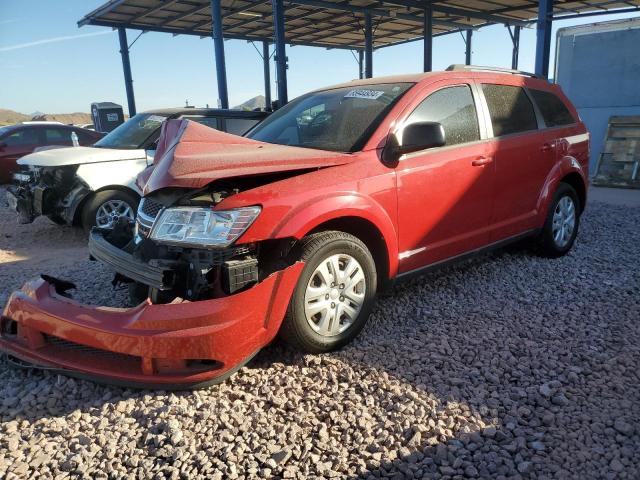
[
  {"x1": 139, "y1": 198, "x2": 164, "y2": 219},
  {"x1": 44, "y1": 334, "x2": 140, "y2": 366}
]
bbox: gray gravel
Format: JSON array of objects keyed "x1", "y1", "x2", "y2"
[{"x1": 1, "y1": 188, "x2": 639, "y2": 479}]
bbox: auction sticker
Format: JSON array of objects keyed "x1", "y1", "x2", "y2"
[{"x1": 344, "y1": 89, "x2": 385, "y2": 100}]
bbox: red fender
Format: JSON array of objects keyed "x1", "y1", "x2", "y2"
[
  {"x1": 536, "y1": 154, "x2": 588, "y2": 224},
  {"x1": 240, "y1": 192, "x2": 400, "y2": 279}
]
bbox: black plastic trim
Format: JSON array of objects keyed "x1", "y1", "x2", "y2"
[
  {"x1": 395, "y1": 229, "x2": 540, "y2": 283},
  {"x1": 88, "y1": 229, "x2": 170, "y2": 290}
]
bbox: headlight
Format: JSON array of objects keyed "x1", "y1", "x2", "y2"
[{"x1": 149, "y1": 206, "x2": 261, "y2": 248}]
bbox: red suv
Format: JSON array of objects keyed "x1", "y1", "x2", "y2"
[{"x1": 0, "y1": 66, "x2": 589, "y2": 388}]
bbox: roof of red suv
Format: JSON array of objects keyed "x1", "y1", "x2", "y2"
[{"x1": 316, "y1": 67, "x2": 556, "y2": 92}]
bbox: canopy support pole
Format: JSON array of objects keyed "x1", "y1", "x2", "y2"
[
  {"x1": 262, "y1": 41, "x2": 272, "y2": 110},
  {"x1": 465, "y1": 29, "x2": 473, "y2": 65},
  {"x1": 535, "y1": 0, "x2": 553, "y2": 78},
  {"x1": 364, "y1": 12, "x2": 373, "y2": 78},
  {"x1": 423, "y1": 3, "x2": 433, "y2": 72},
  {"x1": 510, "y1": 25, "x2": 521, "y2": 70},
  {"x1": 117, "y1": 28, "x2": 136, "y2": 116},
  {"x1": 211, "y1": 0, "x2": 229, "y2": 109},
  {"x1": 272, "y1": 0, "x2": 288, "y2": 106},
  {"x1": 358, "y1": 50, "x2": 364, "y2": 79}
]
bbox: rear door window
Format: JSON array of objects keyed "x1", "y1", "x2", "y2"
[
  {"x1": 529, "y1": 89, "x2": 575, "y2": 127},
  {"x1": 224, "y1": 118, "x2": 261, "y2": 136},
  {"x1": 45, "y1": 128, "x2": 73, "y2": 145},
  {"x1": 482, "y1": 84, "x2": 538, "y2": 137},
  {"x1": 405, "y1": 84, "x2": 480, "y2": 146}
]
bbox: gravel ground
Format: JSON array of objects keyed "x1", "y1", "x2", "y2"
[{"x1": 1, "y1": 187, "x2": 639, "y2": 479}]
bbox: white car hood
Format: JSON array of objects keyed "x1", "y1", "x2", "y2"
[{"x1": 17, "y1": 146, "x2": 147, "y2": 167}]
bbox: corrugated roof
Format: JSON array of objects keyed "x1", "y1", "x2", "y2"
[{"x1": 79, "y1": 0, "x2": 640, "y2": 50}]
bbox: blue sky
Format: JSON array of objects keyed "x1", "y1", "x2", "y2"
[{"x1": 0, "y1": 0, "x2": 637, "y2": 115}]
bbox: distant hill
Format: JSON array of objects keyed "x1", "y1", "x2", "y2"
[
  {"x1": 0, "y1": 109, "x2": 30, "y2": 126},
  {"x1": 32, "y1": 112, "x2": 93, "y2": 125},
  {"x1": 234, "y1": 95, "x2": 266, "y2": 111},
  {"x1": 0, "y1": 109, "x2": 94, "y2": 127}
]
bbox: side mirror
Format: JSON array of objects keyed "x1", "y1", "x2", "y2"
[{"x1": 382, "y1": 121, "x2": 445, "y2": 165}]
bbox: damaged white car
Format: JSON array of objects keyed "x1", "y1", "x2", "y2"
[{"x1": 7, "y1": 108, "x2": 268, "y2": 231}]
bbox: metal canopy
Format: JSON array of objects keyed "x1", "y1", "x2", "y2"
[{"x1": 79, "y1": 0, "x2": 640, "y2": 51}]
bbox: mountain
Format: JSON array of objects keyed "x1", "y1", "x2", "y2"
[
  {"x1": 0, "y1": 109, "x2": 30, "y2": 126},
  {"x1": 31, "y1": 112, "x2": 93, "y2": 125},
  {"x1": 0, "y1": 109, "x2": 94, "y2": 126},
  {"x1": 234, "y1": 95, "x2": 266, "y2": 111}
]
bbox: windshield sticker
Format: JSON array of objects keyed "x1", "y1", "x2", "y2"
[
  {"x1": 344, "y1": 89, "x2": 385, "y2": 100},
  {"x1": 147, "y1": 115, "x2": 167, "y2": 123}
]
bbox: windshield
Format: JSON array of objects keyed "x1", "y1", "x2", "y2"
[
  {"x1": 94, "y1": 113, "x2": 167, "y2": 149},
  {"x1": 247, "y1": 83, "x2": 412, "y2": 152}
]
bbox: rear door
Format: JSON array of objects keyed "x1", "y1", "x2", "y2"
[
  {"x1": 0, "y1": 127, "x2": 43, "y2": 182},
  {"x1": 395, "y1": 81, "x2": 495, "y2": 273},
  {"x1": 478, "y1": 82, "x2": 554, "y2": 241}
]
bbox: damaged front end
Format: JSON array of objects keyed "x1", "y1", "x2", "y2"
[
  {"x1": 0, "y1": 119, "x2": 351, "y2": 387},
  {"x1": 7, "y1": 164, "x2": 89, "y2": 225},
  {"x1": 92, "y1": 184, "x2": 294, "y2": 304},
  {"x1": 0, "y1": 185, "x2": 305, "y2": 388}
]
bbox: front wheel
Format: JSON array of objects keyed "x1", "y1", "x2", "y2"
[
  {"x1": 536, "y1": 182, "x2": 580, "y2": 258},
  {"x1": 279, "y1": 231, "x2": 377, "y2": 353},
  {"x1": 81, "y1": 190, "x2": 139, "y2": 233}
]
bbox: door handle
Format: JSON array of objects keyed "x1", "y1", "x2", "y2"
[{"x1": 471, "y1": 156, "x2": 493, "y2": 167}]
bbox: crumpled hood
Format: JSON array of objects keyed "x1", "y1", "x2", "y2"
[
  {"x1": 140, "y1": 119, "x2": 353, "y2": 195},
  {"x1": 17, "y1": 146, "x2": 147, "y2": 167}
]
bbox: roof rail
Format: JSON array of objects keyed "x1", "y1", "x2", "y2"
[
  {"x1": 446, "y1": 64, "x2": 542, "y2": 79},
  {"x1": 20, "y1": 121, "x2": 65, "y2": 125}
]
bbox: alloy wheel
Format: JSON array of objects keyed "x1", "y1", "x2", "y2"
[
  {"x1": 552, "y1": 196, "x2": 576, "y2": 248},
  {"x1": 95, "y1": 200, "x2": 135, "y2": 229}
]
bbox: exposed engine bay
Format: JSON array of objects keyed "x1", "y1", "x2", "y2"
[
  {"x1": 8, "y1": 165, "x2": 89, "y2": 225},
  {"x1": 93, "y1": 180, "x2": 295, "y2": 305}
]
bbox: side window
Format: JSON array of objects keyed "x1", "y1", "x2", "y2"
[
  {"x1": 45, "y1": 128, "x2": 72, "y2": 145},
  {"x1": 405, "y1": 85, "x2": 480, "y2": 146},
  {"x1": 224, "y1": 118, "x2": 261, "y2": 136},
  {"x1": 4, "y1": 129, "x2": 40, "y2": 146},
  {"x1": 185, "y1": 117, "x2": 220, "y2": 129},
  {"x1": 529, "y1": 89, "x2": 575, "y2": 127},
  {"x1": 482, "y1": 84, "x2": 538, "y2": 137}
]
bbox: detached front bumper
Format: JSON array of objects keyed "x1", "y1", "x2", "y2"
[{"x1": 0, "y1": 263, "x2": 303, "y2": 389}]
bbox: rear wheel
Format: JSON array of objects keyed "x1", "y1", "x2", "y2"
[
  {"x1": 81, "y1": 190, "x2": 138, "y2": 233},
  {"x1": 279, "y1": 231, "x2": 377, "y2": 353},
  {"x1": 536, "y1": 182, "x2": 580, "y2": 258}
]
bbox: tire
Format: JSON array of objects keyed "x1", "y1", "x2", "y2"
[
  {"x1": 536, "y1": 182, "x2": 581, "y2": 258},
  {"x1": 81, "y1": 189, "x2": 139, "y2": 233},
  {"x1": 279, "y1": 231, "x2": 377, "y2": 353}
]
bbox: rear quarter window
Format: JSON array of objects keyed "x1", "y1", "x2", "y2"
[
  {"x1": 529, "y1": 89, "x2": 576, "y2": 127},
  {"x1": 482, "y1": 84, "x2": 538, "y2": 137}
]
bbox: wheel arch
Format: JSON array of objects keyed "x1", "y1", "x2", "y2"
[
  {"x1": 307, "y1": 216, "x2": 391, "y2": 288},
  {"x1": 559, "y1": 172, "x2": 586, "y2": 214}
]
